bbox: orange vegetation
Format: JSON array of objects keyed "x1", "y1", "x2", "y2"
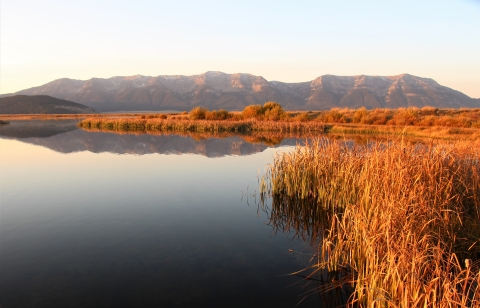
[{"x1": 261, "y1": 138, "x2": 480, "y2": 307}]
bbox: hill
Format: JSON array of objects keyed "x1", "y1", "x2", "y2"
[
  {"x1": 0, "y1": 95, "x2": 96, "y2": 114},
  {"x1": 2, "y1": 72, "x2": 478, "y2": 111}
]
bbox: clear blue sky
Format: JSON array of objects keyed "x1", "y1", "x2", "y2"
[{"x1": 1, "y1": 0, "x2": 479, "y2": 97}]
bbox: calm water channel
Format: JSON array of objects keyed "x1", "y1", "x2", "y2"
[{"x1": 0, "y1": 120, "x2": 325, "y2": 308}]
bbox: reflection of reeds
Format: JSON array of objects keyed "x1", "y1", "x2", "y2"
[
  {"x1": 260, "y1": 138, "x2": 480, "y2": 307},
  {"x1": 78, "y1": 118, "x2": 327, "y2": 134}
]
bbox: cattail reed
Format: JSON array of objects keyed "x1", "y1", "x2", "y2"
[{"x1": 260, "y1": 138, "x2": 480, "y2": 307}]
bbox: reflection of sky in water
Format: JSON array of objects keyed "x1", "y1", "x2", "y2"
[{"x1": 0, "y1": 135, "x2": 320, "y2": 307}]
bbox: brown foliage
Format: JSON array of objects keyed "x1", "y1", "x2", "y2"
[
  {"x1": 261, "y1": 139, "x2": 480, "y2": 307},
  {"x1": 315, "y1": 107, "x2": 480, "y2": 129}
]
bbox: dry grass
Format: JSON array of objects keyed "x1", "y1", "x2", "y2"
[
  {"x1": 314, "y1": 107, "x2": 480, "y2": 128},
  {"x1": 260, "y1": 138, "x2": 480, "y2": 307},
  {"x1": 327, "y1": 124, "x2": 480, "y2": 140},
  {"x1": 78, "y1": 117, "x2": 328, "y2": 133}
]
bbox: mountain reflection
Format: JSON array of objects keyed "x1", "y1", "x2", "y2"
[
  {"x1": 0, "y1": 120, "x2": 304, "y2": 157},
  {"x1": 0, "y1": 120, "x2": 79, "y2": 138}
]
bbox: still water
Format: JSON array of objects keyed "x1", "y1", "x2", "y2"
[{"x1": 0, "y1": 121, "x2": 320, "y2": 307}]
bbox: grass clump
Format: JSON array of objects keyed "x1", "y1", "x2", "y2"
[{"x1": 260, "y1": 138, "x2": 480, "y2": 307}]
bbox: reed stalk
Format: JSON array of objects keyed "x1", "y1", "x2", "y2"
[{"x1": 260, "y1": 138, "x2": 480, "y2": 307}]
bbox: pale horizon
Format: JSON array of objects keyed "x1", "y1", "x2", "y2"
[{"x1": 1, "y1": 0, "x2": 479, "y2": 98}]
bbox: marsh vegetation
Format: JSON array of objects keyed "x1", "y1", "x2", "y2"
[
  {"x1": 260, "y1": 138, "x2": 480, "y2": 307},
  {"x1": 73, "y1": 104, "x2": 480, "y2": 140}
]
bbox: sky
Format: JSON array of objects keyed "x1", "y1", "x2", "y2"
[{"x1": 1, "y1": 0, "x2": 479, "y2": 97}]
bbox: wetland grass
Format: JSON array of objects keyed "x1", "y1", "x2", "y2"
[
  {"x1": 75, "y1": 104, "x2": 480, "y2": 140},
  {"x1": 78, "y1": 118, "x2": 328, "y2": 134},
  {"x1": 260, "y1": 138, "x2": 480, "y2": 307},
  {"x1": 326, "y1": 124, "x2": 480, "y2": 140}
]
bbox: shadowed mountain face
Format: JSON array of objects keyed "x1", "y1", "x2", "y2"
[
  {"x1": 0, "y1": 95, "x2": 96, "y2": 114},
  {"x1": 2, "y1": 72, "x2": 477, "y2": 111},
  {"x1": 0, "y1": 120, "x2": 298, "y2": 157}
]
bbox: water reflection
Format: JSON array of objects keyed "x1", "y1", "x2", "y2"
[
  {"x1": 258, "y1": 193, "x2": 353, "y2": 307},
  {"x1": 0, "y1": 119, "x2": 78, "y2": 138},
  {"x1": 0, "y1": 121, "x2": 405, "y2": 307},
  {"x1": 0, "y1": 120, "x2": 399, "y2": 158},
  {"x1": 0, "y1": 120, "x2": 310, "y2": 157},
  {"x1": 0, "y1": 121, "x2": 326, "y2": 307}
]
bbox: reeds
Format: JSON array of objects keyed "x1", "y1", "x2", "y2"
[
  {"x1": 315, "y1": 107, "x2": 480, "y2": 128},
  {"x1": 326, "y1": 124, "x2": 480, "y2": 140},
  {"x1": 260, "y1": 138, "x2": 480, "y2": 307},
  {"x1": 78, "y1": 118, "x2": 327, "y2": 134}
]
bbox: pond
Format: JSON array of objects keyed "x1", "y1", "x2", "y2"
[{"x1": 0, "y1": 120, "x2": 328, "y2": 308}]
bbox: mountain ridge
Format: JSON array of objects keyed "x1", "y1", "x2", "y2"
[{"x1": 2, "y1": 72, "x2": 477, "y2": 111}]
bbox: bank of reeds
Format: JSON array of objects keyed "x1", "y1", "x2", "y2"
[
  {"x1": 260, "y1": 138, "x2": 480, "y2": 307},
  {"x1": 315, "y1": 107, "x2": 480, "y2": 128},
  {"x1": 327, "y1": 124, "x2": 480, "y2": 140},
  {"x1": 78, "y1": 118, "x2": 327, "y2": 134}
]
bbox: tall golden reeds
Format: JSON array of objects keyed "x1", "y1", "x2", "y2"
[{"x1": 260, "y1": 138, "x2": 480, "y2": 307}]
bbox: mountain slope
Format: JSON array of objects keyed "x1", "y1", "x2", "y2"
[
  {"x1": 0, "y1": 95, "x2": 96, "y2": 114},
  {"x1": 4, "y1": 72, "x2": 478, "y2": 111}
]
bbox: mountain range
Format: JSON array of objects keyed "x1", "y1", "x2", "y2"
[{"x1": 2, "y1": 72, "x2": 478, "y2": 111}]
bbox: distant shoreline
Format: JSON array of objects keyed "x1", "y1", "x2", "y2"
[{"x1": 2, "y1": 106, "x2": 480, "y2": 140}]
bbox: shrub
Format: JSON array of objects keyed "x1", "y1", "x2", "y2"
[
  {"x1": 189, "y1": 106, "x2": 208, "y2": 120},
  {"x1": 387, "y1": 108, "x2": 418, "y2": 125},
  {"x1": 292, "y1": 113, "x2": 310, "y2": 122},
  {"x1": 205, "y1": 109, "x2": 231, "y2": 120},
  {"x1": 262, "y1": 101, "x2": 285, "y2": 121},
  {"x1": 242, "y1": 104, "x2": 263, "y2": 119},
  {"x1": 231, "y1": 113, "x2": 244, "y2": 121},
  {"x1": 317, "y1": 109, "x2": 345, "y2": 123},
  {"x1": 352, "y1": 107, "x2": 367, "y2": 123}
]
